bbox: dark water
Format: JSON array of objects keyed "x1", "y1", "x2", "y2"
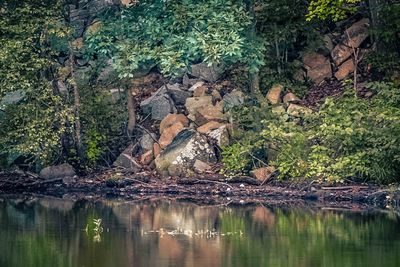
[{"x1": 0, "y1": 197, "x2": 399, "y2": 267}]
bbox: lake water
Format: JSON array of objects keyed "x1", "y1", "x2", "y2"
[{"x1": 0, "y1": 197, "x2": 399, "y2": 267}]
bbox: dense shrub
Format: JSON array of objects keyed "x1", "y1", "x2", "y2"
[{"x1": 223, "y1": 82, "x2": 400, "y2": 183}]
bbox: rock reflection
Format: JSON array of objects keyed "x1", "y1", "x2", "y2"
[{"x1": 0, "y1": 197, "x2": 399, "y2": 267}]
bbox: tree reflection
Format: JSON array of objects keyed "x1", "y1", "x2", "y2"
[{"x1": 0, "y1": 198, "x2": 399, "y2": 267}]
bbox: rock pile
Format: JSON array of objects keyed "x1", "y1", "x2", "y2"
[{"x1": 302, "y1": 19, "x2": 370, "y2": 84}]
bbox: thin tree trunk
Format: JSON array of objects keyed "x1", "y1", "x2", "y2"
[
  {"x1": 126, "y1": 86, "x2": 137, "y2": 137},
  {"x1": 68, "y1": 42, "x2": 83, "y2": 160},
  {"x1": 245, "y1": 0, "x2": 263, "y2": 102}
]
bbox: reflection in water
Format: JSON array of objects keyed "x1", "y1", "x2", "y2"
[{"x1": 0, "y1": 197, "x2": 399, "y2": 267}]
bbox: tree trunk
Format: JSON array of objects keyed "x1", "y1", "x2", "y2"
[
  {"x1": 245, "y1": 0, "x2": 263, "y2": 102},
  {"x1": 68, "y1": 42, "x2": 83, "y2": 161},
  {"x1": 126, "y1": 86, "x2": 137, "y2": 137},
  {"x1": 368, "y1": 0, "x2": 388, "y2": 52}
]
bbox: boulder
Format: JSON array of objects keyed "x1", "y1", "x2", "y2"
[
  {"x1": 159, "y1": 122, "x2": 186, "y2": 148},
  {"x1": 266, "y1": 85, "x2": 283, "y2": 105},
  {"x1": 139, "y1": 132, "x2": 157, "y2": 151},
  {"x1": 189, "y1": 62, "x2": 224, "y2": 83},
  {"x1": 335, "y1": 59, "x2": 355, "y2": 80},
  {"x1": 283, "y1": 92, "x2": 300, "y2": 104},
  {"x1": 287, "y1": 104, "x2": 312, "y2": 117},
  {"x1": 332, "y1": 19, "x2": 369, "y2": 66},
  {"x1": 208, "y1": 125, "x2": 230, "y2": 147},
  {"x1": 185, "y1": 96, "x2": 213, "y2": 117},
  {"x1": 140, "y1": 86, "x2": 177, "y2": 121},
  {"x1": 39, "y1": 164, "x2": 75, "y2": 180},
  {"x1": 303, "y1": 52, "x2": 332, "y2": 84},
  {"x1": 165, "y1": 84, "x2": 192, "y2": 105},
  {"x1": 197, "y1": 121, "x2": 225, "y2": 134},
  {"x1": 0, "y1": 90, "x2": 26, "y2": 109},
  {"x1": 222, "y1": 90, "x2": 245, "y2": 111},
  {"x1": 251, "y1": 166, "x2": 276, "y2": 182},
  {"x1": 194, "y1": 104, "x2": 225, "y2": 125},
  {"x1": 159, "y1": 114, "x2": 189, "y2": 134},
  {"x1": 113, "y1": 144, "x2": 140, "y2": 171},
  {"x1": 155, "y1": 129, "x2": 217, "y2": 176}
]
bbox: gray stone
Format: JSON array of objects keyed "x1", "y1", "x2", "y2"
[
  {"x1": 208, "y1": 126, "x2": 230, "y2": 147},
  {"x1": 139, "y1": 132, "x2": 157, "y2": 151},
  {"x1": 155, "y1": 129, "x2": 217, "y2": 176},
  {"x1": 165, "y1": 84, "x2": 192, "y2": 105},
  {"x1": 189, "y1": 62, "x2": 224, "y2": 83},
  {"x1": 140, "y1": 86, "x2": 177, "y2": 121},
  {"x1": 222, "y1": 90, "x2": 245, "y2": 111},
  {"x1": 113, "y1": 144, "x2": 140, "y2": 172},
  {"x1": 39, "y1": 164, "x2": 75, "y2": 180},
  {"x1": 0, "y1": 90, "x2": 26, "y2": 109}
]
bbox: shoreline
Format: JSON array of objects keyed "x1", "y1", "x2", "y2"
[{"x1": 1, "y1": 170, "x2": 399, "y2": 211}]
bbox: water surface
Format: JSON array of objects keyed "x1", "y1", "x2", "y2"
[{"x1": 0, "y1": 197, "x2": 399, "y2": 267}]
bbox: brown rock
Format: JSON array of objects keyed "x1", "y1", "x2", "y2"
[
  {"x1": 197, "y1": 121, "x2": 225, "y2": 134},
  {"x1": 193, "y1": 86, "x2": 208, "y2": 97},
  {"x1": 153, "y1": 143, "x2": 161, "y2": 158},
  {"x1": 195, "y1": 105, "x2": 225, "y2": 125},
  {"x1": 266, "y1": 84, "x2": 283, "y2": 105},
  {"x1": 345, "y1": 18, "x2": 370, "y2": 48},
  {"x1": 140, "y1": 150, "x2": 154, "y2": 165},
  {"x1": 335, "y1": 59, "x2": 355, "y2": 80},
  {"x1": 159, "y1": 114, "x2": 189, "y2": 134},
  {"x1": 303, "y1": 53, "x2": 328, "y2": 69},
  {"x1": 251, "y1": 166, "x2": 276, "y2": 181},
  {"x1": 283, "y1": 92, "x2": 300, "y2": 104},
  {"x1": 159, "y1": 122, "x2": 185, "y2": 148},
  {"x1": 193, "y1": 160, "x2": 212, "y2": 174},
  {"x1": 331, "y1": 44, "x2": 352, "y2": 67},
  {"x1": 332, "y1": 19, "x2": 369, "y2": 66},
  {"x1": 185, "y1": 96, "x2": 213, "y2": 116},
  {"x1": 303, "y1": 53, "x2": 332, "y2": 84}
]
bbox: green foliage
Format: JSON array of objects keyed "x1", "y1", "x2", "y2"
[
  {"x1": 85, "y1": 0, "x2": 263, "y2": 78},
  {"x1": 264, "y1": 83, "x2": 400, "y2": 183},
  {"x1": 80, "y1": 86, "x2": 127, "y2": 168},
  {"x1": 307, "y1": 0, "x2": 362, "y2": 21},
  {"x1": 222, "y1": 104, "x2": 277, "y2": 174},
  {"x1": 256, "y1": 0, "x2": 318, "y2": 94},
  {"x1": 223, "y1": 82, "x2": 400, "y2": 183},
  {"x1": 0, "y1": 0, "x2": 71, "y2": 166}
]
